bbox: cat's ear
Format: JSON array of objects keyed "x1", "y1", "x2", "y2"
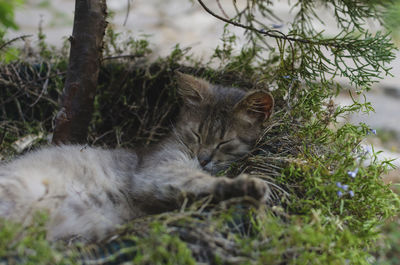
[
  {"x1": 234, "y1": 91, "x2": 274, "y2": 124},
  {"x1": 175, "y1": 71, "x2": 211, "y2": 105}
]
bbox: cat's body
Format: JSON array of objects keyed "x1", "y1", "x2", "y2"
[{"x1": 0, "y1": 72, "x2": 274, "y2": 242}]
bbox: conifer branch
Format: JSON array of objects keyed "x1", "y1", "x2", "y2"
[{"x1": 197, "y1": 0, "x2": 342, "y2": 48}]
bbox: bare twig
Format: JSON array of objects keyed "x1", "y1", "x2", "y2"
[
  {"x1": 123, "y1": 0, "x2": 131, "y2": 26},
  {"x1": 0, "y1": 35, "x2": 32, "y2": 51},
  {"x1": 30, "y1": 63, "x2": 51, "y2": 107},
  {"x1": 0, "y1": 124, "x2": 6, "y2": 147},
  {"x1": 102, "y1": 54, "x2": 142, "y2": 61},
  {"x1": 216, "y1": 0, "x2": 229, "y2": 19},
  {"x1": 35, "y1": 71, "x2": 67, "y2": 82},
  {"x1": 91, "y1": 130, "x2": 114, "y2": 145},
  {"x1": 0, "y1": 68, "x2": 58, "y2": 107}
]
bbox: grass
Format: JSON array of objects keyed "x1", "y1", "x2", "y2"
[{"x1": 0, "y1": 34, "x2": 398, "y2": 264}]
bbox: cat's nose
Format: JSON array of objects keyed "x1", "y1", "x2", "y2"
[{"x1": 198, "y1": 155, "x2": 212, "y2": 167}]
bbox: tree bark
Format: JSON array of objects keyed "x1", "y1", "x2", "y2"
[{"x1": 52, "y1": 0, "x2": 107, "y2": 144}]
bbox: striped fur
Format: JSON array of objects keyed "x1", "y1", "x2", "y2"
[{"x1": 0, "y1": 73, "x2": 274, "y2": 242}]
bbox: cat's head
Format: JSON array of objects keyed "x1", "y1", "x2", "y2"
[{"x1": 174, "y1": 72, "x2": 274, "y2": 174}]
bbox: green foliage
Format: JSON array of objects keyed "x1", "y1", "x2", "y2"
[
  {"x1": 103, "y1": 28, "x2": 152, "y2": 59},
  {"x1": 384, "y1": 0, "x2": 400, "y2": 41},
  {"x1": 282, "y1": 122, "x2": 399, "y2": 236},
  {"x1": 0, "y1": 43, "x2": 398, "y2": 264},
  {"x1": 207, "y1": 0, "x2": 395, "y2": 91},
  {"x1": 201, "y1": 0, "x2": 399, "y2": 262},
  {"x1": 0, "y1": 0, "x2": 23, "y2": 63},
  {"x1": 131, "y1": 224, "x2": 196, "y2": 265},
  {"x1": 0, "y1": 0, "x2": 22, "y2": 30},
  {"x1": 0, "y1": 29, "x2": 20, "y2": 62},
  {"x1": 240, "y1": 212, "x2": 372, "y2": 264},
  {"x1": 0, "y1": 212, "x2": 74, "y2": 264}
]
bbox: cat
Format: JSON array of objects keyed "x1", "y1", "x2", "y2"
[{"x1": 0, "y1": 72, "x2": 274, "y2": 242}]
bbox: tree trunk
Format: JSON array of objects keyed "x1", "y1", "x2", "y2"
[{"x1": 52, "y1": 0, "x2": 107, "y2": 144}]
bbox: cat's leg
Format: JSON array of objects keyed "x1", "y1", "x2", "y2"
[
  {"x1": 167, "y1": 170, "x2": 269, "y2": 202},
  {"x1": 134, "y1": 164, "x2": 270, "y2": 213}
]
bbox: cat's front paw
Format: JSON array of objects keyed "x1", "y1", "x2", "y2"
[{"x1": 214, "y1": 174, "x2": 269, "y2": 202}]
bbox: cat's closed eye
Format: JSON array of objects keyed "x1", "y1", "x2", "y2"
[
  {"x1": 216, "y1": 139, "x2": 233, "y2": 149},
  {"x1": 217, "y1": 141, "x2": 250, "y2": 159},
  {"x1": 218, "y1": 143, "x2": 236, "y2": 154},
  {"x1": 191, "y1": 129, "x2": 202, "y2": 143}
]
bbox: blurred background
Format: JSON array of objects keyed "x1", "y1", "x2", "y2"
[{"x1": 5, "y1": 0, "x2": 400, "y2": 173}]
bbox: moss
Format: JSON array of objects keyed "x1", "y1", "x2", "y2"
[
  {"x1": 0, "y1": 27, "x2": 398, "y2": 264},
  {"x1": 0, "y1": 212, "x2": 74, "y2": 264},
  {"x1": 130, "y1": 224, "x2": 196, "y2": 265}
]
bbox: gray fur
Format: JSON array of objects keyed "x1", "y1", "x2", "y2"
[{"x1": 0, "y1": 73, "x2": 274, "y2": 242}]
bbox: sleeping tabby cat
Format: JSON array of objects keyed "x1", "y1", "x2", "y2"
[{"x1": 0, "y1": 72, "x2": 274, "y2": 242}]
